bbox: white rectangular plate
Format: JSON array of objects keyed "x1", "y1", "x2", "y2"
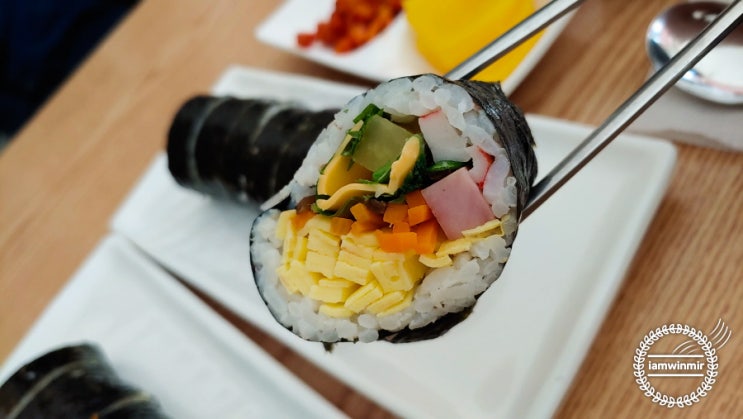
[
  {"x1": 255, "y1": 0, "x2": 573, "y2": 93},
  {"x1": 111, "y1": 66, "x2": 677, "y2": 418},
  {"x1": 0, "y1": 235, "x2": 345, "y2": 419}
]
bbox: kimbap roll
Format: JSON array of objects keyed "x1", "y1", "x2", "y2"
[
  {"x1": 0, "y1": 343, "x2": 169, "y2": 418},
  {"x1": 250, "y1": 74, "x2": 537, "y2": 343},
  {"x1": 166, "y1": 96, "x2": 338, "y2": 202}
]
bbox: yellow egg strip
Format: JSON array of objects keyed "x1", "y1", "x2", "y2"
[
  {"x1": 274, "y1": 210, "x2": 508, "y2": 318},
  {"x1": 315, "y1": 135, "x2": 421, "y2": 211},
  {"x1": 275, "y1": 211, "x2": 427, "y2": 318},
  {"x1": 319, "y1": 303, "x2": 354, "y2": 318}
]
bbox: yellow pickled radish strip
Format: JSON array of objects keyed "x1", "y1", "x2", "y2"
[
  {"x1": 317, "y1": 154, "x2": 372, "y2": 197},
  {"x1": 403, "y1": 0, "x2": 541, "y2": 82},
  {"x1": 462, "y1": 218, "x2": 503, "y2": 238},
  {"x1": 350, "y1": 232, "x2": 379, "y2": 247},
  {"x1": 436, "y1": 237, "x2": 472, "y2": 256},
  {"x1": 341, "y1": 236, "x2": 376, "y2": 259},
  {"x1": 319, "y1": 303, "x2": 354, "y2": 318},
  {"x1": 367, "y1": 290, "x2": 407, "y2": 314},
  {"x1": 293, "y1": 237, "x2": 309, "y2": 262},
  {"x1": 319, "y1": 278, "x2": 358, "y2": 288},
  {"x1": 277, "y1": 266, "x2": 298, "y2": 294},
  {"x1": 345, "y1": 281, "x2": 384, "y2": 313},
  {"x1": 309, "y1": 283, "x2": 356, "y2": 303},
  {"x1": 305, "y1": 251, "x2": 336, "y2": 278},
  {"x1": 335, "y1": 250, "x2": 374, "y2": 285},
  {"x1": 276, "y1": 210, "x2": 296, "y2": 240},
  {"x1": 379, "y1": 291, "x2": 414, "y2": 316},
  {"x1": 307, "y1": 230, "x2": 340, "y2": 258},
  {"x1": 418, "y1": 253, "x2": 452, "y2": 268}
]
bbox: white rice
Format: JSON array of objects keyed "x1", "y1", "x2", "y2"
[{"x1": 252, "y1": 75, "x2": 519, "y2": 342}]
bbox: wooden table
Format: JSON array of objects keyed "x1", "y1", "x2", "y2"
[{"x1": 1, "y1": 0, "x2": 741, "y2": 417}]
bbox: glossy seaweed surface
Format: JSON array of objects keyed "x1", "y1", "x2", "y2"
[
  {"x1": 0, "y1": 343, "x2": 169, "y2": 418},
  {"x1": 166, "y1": 95, "x2": 338, "y2": 203}
]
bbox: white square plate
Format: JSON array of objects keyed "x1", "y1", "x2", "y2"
[
  {"x1": 111, "y1": 66, "x2": 677, "y2": 418},
  {"x1": 256, "y1": 0, "x2": 573, "y2": 93},
  {"x1": 0, "y1": 235, "x2": 345, "y2": 419}
]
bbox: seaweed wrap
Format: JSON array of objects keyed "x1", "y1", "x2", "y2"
[
  {"x1": 0, "y1": 343, "x2": 169, "y2": 418},
  {"x1": 250, "y1": 74, "x2": 537, "y2": 343},
  {"x1": 166, "y1": 95, "x2": 338, "y2": 202}
]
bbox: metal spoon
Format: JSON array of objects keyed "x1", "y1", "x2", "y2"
[{"x1": 647, "y1": 1, "x2": 743, "y2": 104}]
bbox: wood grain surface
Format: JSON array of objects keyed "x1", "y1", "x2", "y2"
[{"x1": 1, "y1": 0, "x2": 741, "y2": 417}]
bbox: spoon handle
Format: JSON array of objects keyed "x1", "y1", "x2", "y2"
[
  {"x1": 521, "y1": 0, "x2": 743, "y2": 220},
  {"x1": 445, "y1": 0, "x2": 585, "y2": 80}
]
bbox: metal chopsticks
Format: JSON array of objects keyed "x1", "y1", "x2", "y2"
[
  {"x1": 521, "y1": 0, "x2": 742, "y2": 220},
  {"x1": 447, "y1": 0, "x2": 743, "y2": 221},
  {"x1": 445, "y1": 0, "x2": 585, "y2": 80}
]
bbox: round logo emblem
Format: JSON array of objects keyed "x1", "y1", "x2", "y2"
[{"x1": 633, "y1": 323, "x2": 719, "y2": 408}]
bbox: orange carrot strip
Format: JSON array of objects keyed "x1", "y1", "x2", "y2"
[
  {"x1": 292, "y1": 211, "x2": 315, "y2": 231},
  {"x1": 383, "y1": 203, "x2": 408, "y2": 225},
  {"x1": 392, "y1": 222, "x2": 410, "y2": 233},
  {"x1": 376, "y1": 231, "x2": 418, "y2": 253},
  {"x1": 413, "y1": 219, "x2": 442, "y2": 255},
  {"x1": 330, "y1": 217, "x2": 354, "y2": 236},
  {"x1": 350, "y1": 203, "x2": 383, "y2": 226},
  {"x1": 351, "y1": 221, "x2": 378, "y2": 235},
  {"x1": 405, "y1": 190, "x2": 427, "y2": 208},
  {"x1": 408, "y1": 204, "x2": 433, "y2": 226}
]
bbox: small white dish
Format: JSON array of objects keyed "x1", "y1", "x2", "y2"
[
  {"x1": 110, "y1": 66, "x2": 677, "y2": 418},
  {"x1": 0, "y1": 235, "x2": 345, "y2": 419},
  {"x1": 255, "y1": 0, "x2": 574, "y2": 93}
]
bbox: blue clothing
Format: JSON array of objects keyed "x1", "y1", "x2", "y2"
[{"x1": 0, "y1": 0, "x2": 137, "y2": 138}]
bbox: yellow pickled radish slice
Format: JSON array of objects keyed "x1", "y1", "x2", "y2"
[{"x1": 403, "y1": 0, "x2": 541, "y2": 82}]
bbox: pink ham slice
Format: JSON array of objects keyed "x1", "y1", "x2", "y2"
[{"x1": 421, "y1": 167, "x2": 495, "y2": 240}]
